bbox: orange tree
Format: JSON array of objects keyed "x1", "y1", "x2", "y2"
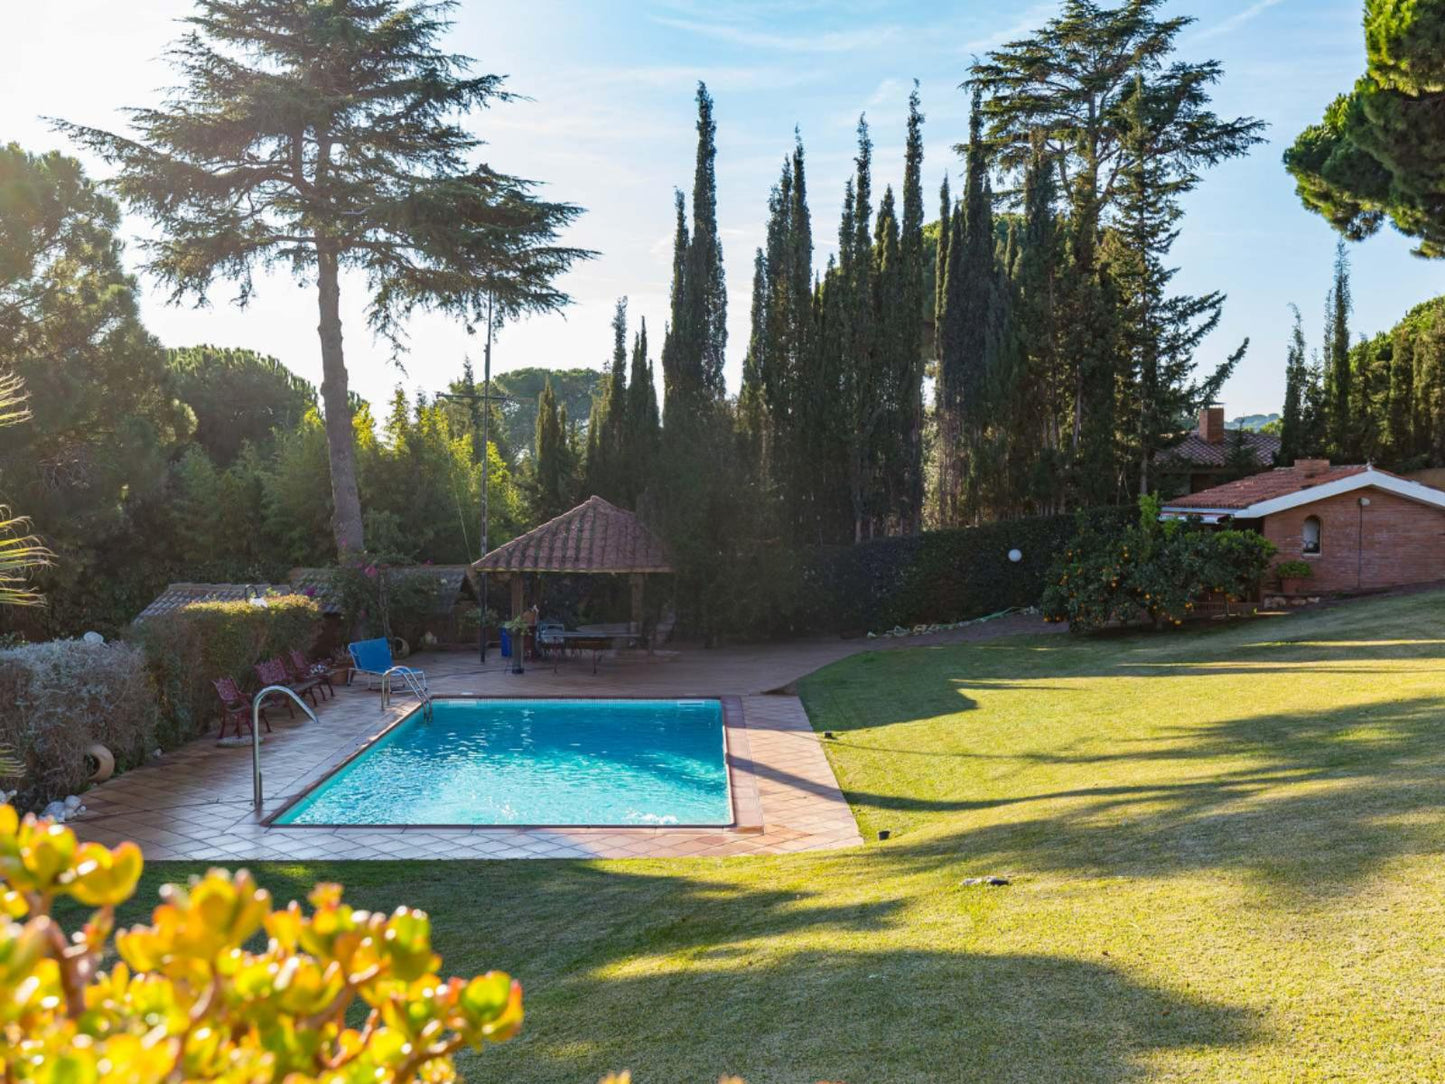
[{"x1": 0, "y1": 805, "x2": 521, "y2": 1082}]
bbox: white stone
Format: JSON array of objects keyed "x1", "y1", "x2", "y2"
[
  {"x1": 41, "y1": 800, "x2": 68, "y2": 822},
  {"x1": 81, "y1": 630, "x2": 104, "y2": 644},
  {"x1": 63, "y1": 795, "x2": 81, "y2": 810}
]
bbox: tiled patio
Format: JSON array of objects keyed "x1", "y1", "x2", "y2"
[{"x1": 69, "y1": 615, "x2": 1054, "y2": 861}]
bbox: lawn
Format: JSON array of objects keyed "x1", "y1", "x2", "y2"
[{"x1": 109, "y1": 590, "x2": 1445, "y2": 1082}]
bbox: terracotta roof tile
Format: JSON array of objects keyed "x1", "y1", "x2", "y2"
[
  {"x1": 473, "y1": 496, "x2": 672, "y2": 574},
  {"x1": 1164, "y1": 464, "x2": 1371, "y2": 511},
  {"x1": 1156, "y1": 430, "x2": 1281, "y2": 469}
]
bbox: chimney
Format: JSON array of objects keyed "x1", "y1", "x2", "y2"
[
  {"x1": 1198, "y1": 406, "x2": 1225, "y2": 444},
  {"x1": 1294, "y1": 458, "x2": 1331, "y2": 477}
]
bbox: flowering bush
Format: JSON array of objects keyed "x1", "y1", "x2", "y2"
[
  {"x1": 0, "y1": 805, "x2": 522, "y2": 1082},
  {"x1": 1041, "y1": 496, "x2": 1276, "y2": 632}
]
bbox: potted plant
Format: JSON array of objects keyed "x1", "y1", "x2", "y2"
[
  {"x1": 502, "y1": 614, "x2": 531, "y2": 674},
  {"x1": 1276, "y1": 559, "x2": 1313, "y2": 595}
]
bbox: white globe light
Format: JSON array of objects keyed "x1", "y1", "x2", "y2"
[{"x1": 1007, "y1": 548, "x2": 1023, "y2": 564}]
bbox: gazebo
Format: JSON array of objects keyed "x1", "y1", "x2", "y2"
[{"x1": 472, "y1": 496, "x2": 673, "y2": 634}]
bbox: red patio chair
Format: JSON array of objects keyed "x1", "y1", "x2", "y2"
[
  {"x1": 253, "y1": 658, "x2": 303, "y2": 715},
  {"x1": 288, "y1": 649, "x2": 334, "y2": 701},
  {"x1": 212, "y1": 677, "x2": 271, "y2": 740}
]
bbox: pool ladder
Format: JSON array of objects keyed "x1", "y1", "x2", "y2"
[{"x1": 381, "y1": 666, "x2": 432, "y2": 720}]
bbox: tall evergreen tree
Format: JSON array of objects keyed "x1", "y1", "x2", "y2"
[
  {"x1": 532, "y1": 379, "x2": 569, "y2": 521},
  {"x1": 1110, "y1": 76, "x2": 1244, "y2": 494},
  {"x1": 623, "y1": 319, "x2": 659, "y2": 504},
  {"x1": 61, "y1": 0, "x2": 589, "y2": 556},
  {"x1": 938, "y1": 91, "x2": 1005, "y2": 523},
  {"x1": 1279, "y1": 304, "x2": 1311, "y2": 464},
  {"x1": 970, "y1": 0, "x2": 1263, "y2": 503},
  {"x1": 1326, "y1": 239, "x2": 1354, "y2": 458},
  {"x1": 899, "y1": 86, "x2": 928, "y2": 533}
]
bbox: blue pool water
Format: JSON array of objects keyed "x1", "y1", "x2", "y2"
[{"x1": 275, "y1": 698, "x2": 730, "y2": 827}]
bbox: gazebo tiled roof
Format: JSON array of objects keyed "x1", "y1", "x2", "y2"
[{"x1": 473, "y1": 496, "x2": 672, "y2": 574}]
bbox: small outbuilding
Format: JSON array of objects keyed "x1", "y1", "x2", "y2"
[
  {"x1": 1161, "y1": 459, "x2": 1445, "y2": 593},
  {"x1": 473, "y1": 496, "x2": 672, "y2": 633}
]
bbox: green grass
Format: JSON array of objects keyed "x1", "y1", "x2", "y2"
[{"x1": 107, "y1": 591, "x2": 1445, "y2": 1082}]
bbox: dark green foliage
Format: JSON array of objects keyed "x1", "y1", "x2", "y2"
[
  {"x1": 1110, "y1": 76, "x2": 1244, "y2": 495},
  {"x1": 1041, "y1": 497, "x2": 1277, "y2": 633},
  {"x1": 800, "y1": 506, "x2": 1133, "y2": 635},
  {"x1": 1279, "y1": 305, "x2": 1313, "y2": 462},
  {"x1": 168, "y1": 346, "x2": 315, "y2": 466},
  {"x1": 531, "y1": 379, "x2": 573, "y2": 522},
  {"x1": 969, "y1": 0, "x2": 1263, "y2": 511},
  {"x1": 491, "y1": 367, "x2": 600, "y2": 461},
  {"x1": 130, "y1": 595, "x2": 321, "y2": 748},
  {"x1": 1285, "y1": 0, "x2": 1445, "y2": 258},
  {"x1": 1325, "y1": 241, "x2": 1355, "y2": 458},
  {"x1": 59, "y1": 0, "x2": 589, "y2": 555},
  {"x1": 327, "y1": 561, "x2": 439, "y2": 646},
  {"x1": 0, "y1": 145, "x2": 191, "y2": 639}
]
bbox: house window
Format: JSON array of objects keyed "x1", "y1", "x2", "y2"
[{"x1": 1302, "y1": 515, "x2": 1322, "y2": 555}]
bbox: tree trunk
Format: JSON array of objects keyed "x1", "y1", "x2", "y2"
[{"x1": 315, "y1": 239, "x2": 366, "y2": 555}]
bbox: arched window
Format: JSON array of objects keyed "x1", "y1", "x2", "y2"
[{"x1": 1302, "y1": 515, "x2": 1322, "y2": 555}]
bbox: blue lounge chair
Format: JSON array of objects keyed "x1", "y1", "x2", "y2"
[{"x1": 347, "y1": 638, "x2": 427, "y2": 693}]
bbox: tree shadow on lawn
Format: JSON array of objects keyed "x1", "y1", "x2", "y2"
[
  {"x1": 842, "y1": 694, "x2": 1445, "y2": 899},
  {"x1": 468, "y1": 946, "x2": 1256, "y2": 1084}
]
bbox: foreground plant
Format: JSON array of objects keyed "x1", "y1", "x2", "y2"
[{"x1": 0, "y1": 806, "x2": 521, "y2": 1082}]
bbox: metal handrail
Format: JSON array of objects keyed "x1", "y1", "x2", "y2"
[
  {"x1": 252, "y1": 685, "x2": 319, "y2": 816},
  {"x1": 380, "y1": 665, "x2": 431, "y2": 719}
]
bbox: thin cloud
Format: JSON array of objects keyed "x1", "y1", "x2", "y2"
[
  {"x1": 653, "y1": 14, "x2": 902, "y2": 53},
  {"x1": 1195, "y1": 0, "x2": 1286, "y2": 42}
]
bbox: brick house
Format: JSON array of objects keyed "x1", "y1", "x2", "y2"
[
  {"x1": 1154, "y1": 406, "x2": 1280, "y2": 494},
  {"x1": 1160, "y1": 459, "x2": 1445, "y2": 594}
]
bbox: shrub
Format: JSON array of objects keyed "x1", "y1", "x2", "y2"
[
  {"x1": 1041, "y1": 497, "x2": 1277, "y2": 632},
  {"x1": 130, "y1": 594, "x2": 321, "y2": 747},
  {"x1": 0, "y1": 805, "x2": 522, "y2": 1082},
  {"x1": 786, "y1": 507, "x2": 1133, "y2": 636},
  {"x1": 329, "y1": 560, "x2": 439, "y2": 646},
  {"x1": 1275, "y1": 559, "x2": 1314, "y2": 580},
  {"x1": 0, "y1": 640, "x2": 158, "y2": 808}
]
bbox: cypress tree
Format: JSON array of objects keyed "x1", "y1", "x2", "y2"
[
  {"x1": 623, "y1": 318, "x2": 659, "y2": 501},
  {"x1": 1280, "y1": 305, "x2": 1310, "y2": 463},
  {"x1": 899, "y1": 86, "x2": 927, "y2": 534},
  {"x1": 533, "y1": 378, "x2": 568, "y2": 521},
  {"x1": 1326, "y1": 239, "x2": 1354, "y2": 459}
]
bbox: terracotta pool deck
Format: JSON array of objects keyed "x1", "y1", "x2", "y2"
[{"x1": 69, "y1": 615, "x2": 1054, "y2": 861}]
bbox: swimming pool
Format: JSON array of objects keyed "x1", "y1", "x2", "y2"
[{"x1": 273, "y1": 698, "x2": 731, "y2": 827}]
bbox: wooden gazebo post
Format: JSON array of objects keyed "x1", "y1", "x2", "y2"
[{"x1": 629, "y1": 573, "x2": 644, "y2": 636}]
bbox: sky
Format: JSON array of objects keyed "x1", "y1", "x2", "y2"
[{"x1": 5, "y1": 0, "x2": 1443, "y2": 420}]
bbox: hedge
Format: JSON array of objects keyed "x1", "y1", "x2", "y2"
[
  {"x1": 787, "y1": 507, "x2": 1133, "y2": 635},
  {"x1": 128, "y1": 594, "x2": 322, "y2": 748},
  {"x1": 0, "y1": 640, "x2": 159, "y2": 808}
]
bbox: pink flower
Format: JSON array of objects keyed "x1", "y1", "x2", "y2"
[{"x1": 364, "y1": 565, "x2": 377, "y2": 579}]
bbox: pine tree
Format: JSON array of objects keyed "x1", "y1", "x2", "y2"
[
  {"x1": 61, "y1": 0, "x2": 589, "y2": 556},
  {"x1": 1111, "y1": 75, "x2": 1244, "y2": 495}
]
